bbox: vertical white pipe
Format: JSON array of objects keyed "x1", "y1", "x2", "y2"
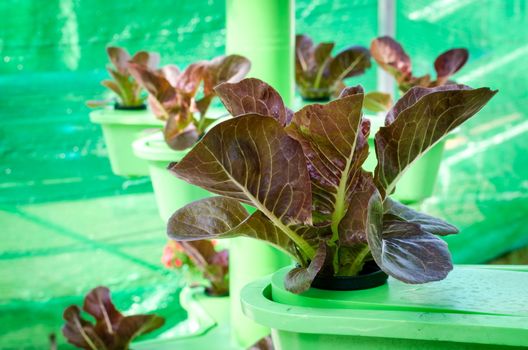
[{"x1": 377, "y1": 0, "x2": 396, "y2": 96}]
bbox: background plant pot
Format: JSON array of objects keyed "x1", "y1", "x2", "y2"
[
  {"x1": 194, "y1": 290, "x2": 230, "y2": 325},
  {"x1": 132, "y1": 287, "x2": 233, "y2": 350},
  {"x1": 311, "y1": 260, "x2": 388, "y2": 291},
  {"x1": 241, "y1": 265, "x2": 528, "y2": 350},
  {"x1": 132, "y1": 131, "x2": 210, "y2": 221},
  {"x1": 90, "y1": 108, "x2": 163, "y2": 177},
  {"x1": 363, "y1": 114, "x2": 445, "y2": 204}
]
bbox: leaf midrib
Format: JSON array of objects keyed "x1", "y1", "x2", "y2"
[{"x1": 202, "y1": 144, "x2": 316, "y2": 259}]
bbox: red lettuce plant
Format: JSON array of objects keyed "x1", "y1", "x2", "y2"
[
  {"x1": 128, "y1": 55, "x2": 251, "y2": 150},
  {"x1": 295, "y1": 34, "x2": 370, "y2": 100},
  {"x1": 166, "y1": 77, "x2": 496, "y2": 293},
  {"x1": 87, "y1": 47, "x2": 160, "y2": 109},
  {"x1": 371, "y1": 36, "x2": 469, "y2": 93},
  {"x1": 162, "y1": 240, "x2": 229, "y2": 296},
  {"x1": 62, "y1": 286, "x2": 164, "y2": 349}
]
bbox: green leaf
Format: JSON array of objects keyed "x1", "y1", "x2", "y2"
[
  {"x1": 374, "y1": 85, "x2": 497, "y2": 196},
  {"x1": 107, "y1": 67, "x2": 135, "y2": 105},
  {"x1": 215, "y1": 78, "x2": 293, "y2": 125},
  {"x1": 101, "y1": 80, "x2": 123, "y2": 98},
  {"x1": 284, "y1": 242, "x2": 327, "y2": 294},
  {"x1": 363, "y1": 91, "x2": 392, "y2": 113},
  {"x1": 285, "y1": 90, "x2": 367, "y2": 233}
]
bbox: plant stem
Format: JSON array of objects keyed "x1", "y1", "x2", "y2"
[
  {"x1": 313, "y1": 59, "x2": 330, "y2": 89},
  {"x1": 341, "y1": 245, "x2": 370, "y2": 276},
  {"x1": 196, "y1": 112, "x2": 206, "y2": 133},
  {"x1": 257, "y1": 204, "x2": 315, "y2": 260}
]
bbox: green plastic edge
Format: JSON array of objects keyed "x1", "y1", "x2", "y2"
[
  {"x1": 132, "y1": 287, "x2": 240, "y2": 350},
  {"x1": 133, "y1": 131, "x2": 188, "y2": 162},
  {"x1": 132, "y1": 109, "x2": 231, "y2": 162},
  {"x1": 240, "y1": 266, "x2": 528, "y2": 347},
  {"x1": 89, "y1": 108, "x2": 164, "y2": 126}
]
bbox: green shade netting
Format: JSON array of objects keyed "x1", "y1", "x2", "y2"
[{"x1": 0, "y1": 0, "x2": 526, "y2": 349}]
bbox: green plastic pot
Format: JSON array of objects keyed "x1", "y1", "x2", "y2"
[
  {"x1": 241, "y1": 265, "x2": 528, "y2": 350},
  {"x1": 132, "y1": 131, "x2": 209, "y2": 222},
  {"x1": 194, "y1": 291, "x2": 230, "y2": 325},
  {"x1": 132, "y1": 287, "x2": 236, "y2": 350},
  {"x1": 178, "y1": 286, "x2": 230, "y2": 332},
  {"x1": 363, "y1": 114, "x2": 445, "y2": 204},
  {"x1": 90, "y1": 108, "x2": 163, "y2": 177}
]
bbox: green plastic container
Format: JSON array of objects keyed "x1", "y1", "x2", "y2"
[
  {"x1": 363, "y1": 114, "x2": 445, "y2": 204},
  {"x1": 194, "y1": 291, "x2": 230, "y2": 325},
  {"x1": 133, "y1": 287, "x2": 236, "y2": 350},
  {"x1": 132, "y1": 131, "x2": 210, "y2": 222},
  {"x1": 179, "y1": 286, "x2": 230, "y2": 332},
  {"x1": 241, "y1": 265, "x2": 528, "y2": 350},
  {"x1": 89, "y1": 108, "x2": 163, "y2": 177}
]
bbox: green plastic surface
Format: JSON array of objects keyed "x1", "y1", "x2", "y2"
[
  {"x1": 133, "y1": 132, "x2": 210, "y2": 222},
  {"x1": 194, "y1": 291, "x2": 230, "y2": 325},
  {"x1": 90, "y1": 109, "x2": 163, "y2": 177},
  {"x1": 0, "y1": 194, "x2": 186, "y2": 349},
  {"x1": 241, "y1": 265, "x2": 528, "y2": 349},
  {"x1": 133, "y1": 287, "x2": 239, "y2": 350}
]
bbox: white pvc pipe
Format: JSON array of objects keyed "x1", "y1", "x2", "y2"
[{"x1": 377, "y1": 0, "x2": 396, "y2": 96}]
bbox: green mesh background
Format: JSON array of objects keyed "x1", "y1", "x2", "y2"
[
  {"x1": 0, "y1": 0, "x2": 527, "y2": 349},
  {"x1": 396, "y1": 1, "x2": 528, "y2": 263}
]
